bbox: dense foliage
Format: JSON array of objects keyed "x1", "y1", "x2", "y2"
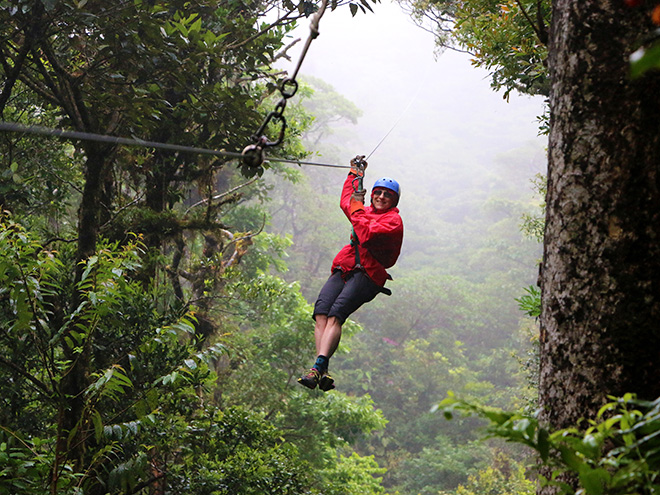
[
  {"x1": 441, "y1": 393, "x2": 660, "y2": 495},
  {"x1": 0, "y1": 0, "x2": 387, "y2": 493},
  {"x1": 0, "y1": 1, "x2": 548, "y2": 494},
  {"x1": 0, "y1": 217, "x2": 388, "y2": 494}
]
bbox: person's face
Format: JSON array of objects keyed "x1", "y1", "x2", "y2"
[{"x1": 371, "y1": 187, "x2": 396, "y2": 211}]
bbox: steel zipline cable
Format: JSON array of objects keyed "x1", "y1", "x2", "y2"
[
  {"x1": 0, "y1": 121, "x2": 350, "y2": 169},
  {"x1": 0, "y1": 0, "x2": 350, "y2": 170}
]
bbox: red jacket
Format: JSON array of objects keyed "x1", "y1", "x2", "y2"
[{"x1": 331, "y1": 172, "x2": 404, "y2": 286}]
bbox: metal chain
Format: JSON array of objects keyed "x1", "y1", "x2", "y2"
[
  {"x1": 0, "y1": 3, "x2": 343, "y2": 172},
  {"x1": 242, "y1": 0, "x2": 329, "y2": 169}
]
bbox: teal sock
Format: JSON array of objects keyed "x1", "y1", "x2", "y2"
[{"x1": 313, "y1": 355, "x2": 329, "y2": 373}]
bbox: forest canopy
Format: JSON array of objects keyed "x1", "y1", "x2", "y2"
[{"x1": 0, "y1": 0, "x2": 547, "y2": 494}]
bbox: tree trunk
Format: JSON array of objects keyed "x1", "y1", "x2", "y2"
[
  {"x1": 56, "y1": 141, "x2": 114, "y2": 476},
  {"x1": 540, "y1": 0, "x2": 660, "y2": 434}
]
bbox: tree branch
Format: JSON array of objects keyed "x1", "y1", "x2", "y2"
[
  {"x1": 514, "y1": 0, "x2": 547, "y2": 45},
  {"x1": 226, "y1": 9, "x2": 300, "y2": 51},
  {"x1": 184, "y1": 177, "x2": 259, "y2": 215},
  {"x1": 0, "y1": 2, "x2": 44, "y2": 116},
  {"x1": 0, "y1": 354, "x2": 53, "y2": 398},
  {"x1": 36, "y1": 36, "x2": 95, "y2": 132}
]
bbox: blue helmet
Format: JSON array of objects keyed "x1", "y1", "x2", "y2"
[
  {"x1": 373, "y1": 177, "x2": 400, "y2": 196},
  {"x1": 372, "y1": 177, "x2": 400, "y2": 206}
]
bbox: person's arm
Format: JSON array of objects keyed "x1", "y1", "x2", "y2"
[{"x1": 340, "y1": 157, "x2": 367, "y2": 217}]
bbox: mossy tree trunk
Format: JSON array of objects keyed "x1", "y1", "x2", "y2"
[{"x1": 540, "y1": 0, "x2": 660, "y2": 434}]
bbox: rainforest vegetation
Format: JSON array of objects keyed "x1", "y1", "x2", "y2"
[{"x1": 2, "y1": 0, "x2": 660, "y2": 494}]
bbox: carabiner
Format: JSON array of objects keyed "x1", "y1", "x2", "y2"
[
  {"x1": 351, "y1": 155, "x2": 366, "y2": 192},
  {"x1": 352, "y1": 155, "x2": 367, "y2": 169}
]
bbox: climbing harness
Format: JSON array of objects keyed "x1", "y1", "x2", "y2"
[{"x1": 242, "y1": 0, "x2": 329, "y2": 170}]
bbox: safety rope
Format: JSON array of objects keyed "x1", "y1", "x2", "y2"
[{"x1": 0, "y1": 121, "x2": 349, "y2": 169}]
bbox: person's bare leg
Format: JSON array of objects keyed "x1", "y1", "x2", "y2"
[
  {"x1": 299, "y1": 315, "x2": 340, "y2": 390},
  {"x1": 314, "y1": 314, "x2": 328, "y2": 356},
  {"x1": 318, "y1": 316, "x2": 342, "y2": 359}
]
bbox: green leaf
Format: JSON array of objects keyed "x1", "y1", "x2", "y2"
[
  {"x1": 91, "y1": 410, "x2": 104, "y2": 441},
  {"x1": 558, "y1": 444, "x2": 584, "y2": 472},
  {"x1": 359, "y1": 0, "x2": 373, "y2": 12},
  {"x1": 630, "y1": 43, "x2": 660, "y2": 79},
  {"x1": 80, "y1": 255, "x2": 98, "y2": 283},
  {"x1": 190, "y1": 16, "x2": 202, "y2": 34},
  {"x1": 41, "y1": 0, "x2": 57, "y2": 10},
  {"x1": 578, "y1": 466, "x2": 608, "y2": 495},
  {"x1": 482, "y1": 408, "x2": 511, "y2": 425}
]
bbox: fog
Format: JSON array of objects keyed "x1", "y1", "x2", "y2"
[
  {"x1": 267, "y1": 12, "x2": 547, "y2": 486},
  {"x1": 275, "y1": 1, "x2": 547, "y2": 275},
  {"x1": 276, "y1": 0, "x2": 547, "y2": 178}
]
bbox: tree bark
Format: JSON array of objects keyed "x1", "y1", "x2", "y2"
[{"x1": 540, "y1": 0, "x2": 660, "y2": 434}]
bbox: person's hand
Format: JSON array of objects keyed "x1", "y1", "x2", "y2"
[
  {"x1": 350, "y1": 155, "x2": 367, "y2": 175},
  {"x1": 351, "y1": 189, "x2": 366, "y2": 204}
]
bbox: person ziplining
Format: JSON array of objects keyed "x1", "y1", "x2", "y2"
[
  {"x1": 298, "y1": 156, "x2": 404, "y2": 391},
  {"x1": 0, "y1": 0, "x2": 407, "y2": 395}
]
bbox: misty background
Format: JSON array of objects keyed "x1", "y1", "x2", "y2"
[
  {"x1": 0, "y1": 2, "x2": 551, "y2": 492},
  {"x1": 269, "y1": 1, "x2": 547, "y2": 303}
]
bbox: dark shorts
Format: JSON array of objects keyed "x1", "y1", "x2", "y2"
[{"x1": 313, "y1": 270, "x2": 382, "y2": 324}]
